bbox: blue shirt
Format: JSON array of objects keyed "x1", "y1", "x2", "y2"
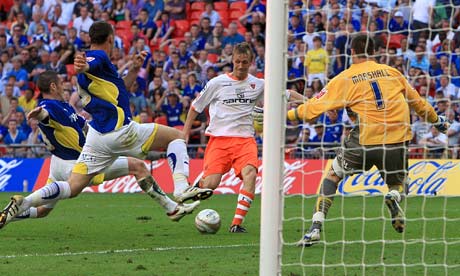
[
  {"x1": 161, "y1": 102, "x2": 183, "y2": 127},
  {"x1": 38, "y1": 99, "x2": 86, "y2": 160},
  {"x1": 388, "y1": 18, "x2": 409, "y2": 35},
  {"x1": 144, "y1": 0, "x2": 164, "y2": 20},
  {"x1": 222, "y1": 34, "x2": 245, "y2": 47},
  {"x1": 8, "y1": 68, "x2": 29, "y2": 90},
  {"x1": 183, "y1": 84, "x2": 202, "y2": 99},
  {"x1": 77, "y1": 50, "x2": 132, "y2": 133},
  {"x1": 3, "y1": 130, "x2": 27, "y2": 145}
]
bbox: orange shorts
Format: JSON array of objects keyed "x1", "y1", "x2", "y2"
[{"x1": 203, "y1": 136, "x2": 259, "y2": 179}]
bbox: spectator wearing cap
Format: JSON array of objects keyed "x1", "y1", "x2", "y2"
[
  {"x1": 158, "y1": 79, "x2": 184, "y2": 127},
  {"x1": 201, "y1": 2, "x2": 221, "y2": 27},
  {"x1": 409, "y1": 45, "x2": 429, "y2": 73},
  {"x1": 389, "y1": 11, "x2": 409, "y2": 35},
  {"x1": 222, "y1": 22, "x2": 245, "y2": 48},
  {"x1": 310, "y1": 121, "x2": 337, "y2": 148},
  {"x1": 411, "y1": 0, "x2": 435, "y2": 47},
  {"x1": 143, "y1": 0, "x2": 164, "y2": 22},
  {"x1": 164, "y1": 0, "x2": 186, "y2": 20},
  {"x1": 73, "y1": 6, "x2": 94, "y2": 38}
]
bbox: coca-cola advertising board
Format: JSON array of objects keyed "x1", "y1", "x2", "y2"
[{"x1": 0, "y1": 158, "x2": 456, "y2": 196}]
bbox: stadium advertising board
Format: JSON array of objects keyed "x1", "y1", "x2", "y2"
[
  {"x1": 334, "y1": 159, "x2": 460, "y2": 196},
  {"x1": 7, "y1": 158, "x2": 459, "y2": 196},
  {"x1": 0, "y1": 158, "x2": 45, "y2": 192}
]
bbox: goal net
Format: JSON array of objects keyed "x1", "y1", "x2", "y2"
[{"x1": 261, "y1": 1, "x2": 460, "y2": 275}]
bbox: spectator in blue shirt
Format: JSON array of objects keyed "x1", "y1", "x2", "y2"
[
  {"x1": 288, "y1": 14, "x2": 305, "y2": 40},
  {"x1": 3, "y1": 119, "x2": 28, "y2": 157},
  {"x1": 8, "y1": 25, "x2": 29, "y2": 50},
  {"x1": 8, "y1": 56, "x2": 28, "y2": 91},
  {"x1": 389, "y1": 11, "x2": 409, "y2": 35},
  {"x1": 143, "y1": 0, "x2": 164, "y2": 21},
  {"x1": 162, "y1": 91, "x2": 184, "y2": 127},
  {"x1": 183, "y1": 72, "x2": 202, "y2": 99},
  {"x1": 177, "y1": 40, "x2": 193, "y2": 67},
  {"x1": 138, "y1": 8, "x2": 157, "y2": 40},
  {"x1": 410, "y1": 45, "x2": 430, "y2": 73},
  {"x1": 222, "y1": 22, "x2": 245, "y2": 47},
  {"x1": 311, "y1": 123, "x2": 337, "y2": 145},
  {"x1": 247, "y1": 0, "x2": 266, "y2": 15}
]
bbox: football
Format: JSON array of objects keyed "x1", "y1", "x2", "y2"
[{"x1": 195, "y1": 209, "x2": 221, "y2": 234}]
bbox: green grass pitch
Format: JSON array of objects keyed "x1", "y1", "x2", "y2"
[{"x1": 0, "y1": 193, "x2": 458, "y2": 276}]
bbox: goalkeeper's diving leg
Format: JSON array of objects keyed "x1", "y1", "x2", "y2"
[{"x1": 296, "y1": 164, "x2": 341, "y2": 247}]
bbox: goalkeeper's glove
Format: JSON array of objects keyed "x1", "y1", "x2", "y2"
[
  {"x1": 252, "y1": 106, "x2": 264, "y2": 124},
  {"x1": 434, "y1": 115, "x2": 450, "y2": 134}
]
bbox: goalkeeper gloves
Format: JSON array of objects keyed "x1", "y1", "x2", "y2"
[
  {"x1": 252, "y1": 106, "x2": 264, "y2": 124},
  {"x1": 434, "y1": 115, "x2": 450, "y2": 134}
]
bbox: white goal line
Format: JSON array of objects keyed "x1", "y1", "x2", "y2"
[{"x1": 0, "y1": 243, "x2": 259, "y2": 259}]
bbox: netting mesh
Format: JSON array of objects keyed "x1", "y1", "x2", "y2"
[{"x1": 279, "y1": 1, "x2": 460, "y2": 275}]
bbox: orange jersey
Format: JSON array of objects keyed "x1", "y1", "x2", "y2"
[{"x1": 288, "y1": 60, "x2": 438, "y2": 145}]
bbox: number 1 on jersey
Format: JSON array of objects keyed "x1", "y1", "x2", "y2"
[{"x1": 370, "y1": 81, "x2": 385, "y2": 110}]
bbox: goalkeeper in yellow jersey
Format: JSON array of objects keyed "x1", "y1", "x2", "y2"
[{"x1": 288, "y1": 34, "x2": 449, "y2": 247}]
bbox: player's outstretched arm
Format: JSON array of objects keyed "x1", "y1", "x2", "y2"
[
  {"x1": 27, "y1": 106, "x2": 49, "y2": 121},
  {"x1": 74, "y1": 52, "x2": 89, "y2": 74},
  {"x1": 123, "y1": 51, "x2": 148, "y2": 89},
  {"x1": 183, "y1": 107, "x2": 200, "y2": 144}
]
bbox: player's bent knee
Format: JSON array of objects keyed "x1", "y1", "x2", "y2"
[
  {"x1": 128, "y1": 157, "x2": 149, "y2": 178},
  {"x1": 331, "y1": 157, "x2": 346, "y2": 180},
  {"x1": 37, "y1": 207, "x2": 53, "y2": 218}
]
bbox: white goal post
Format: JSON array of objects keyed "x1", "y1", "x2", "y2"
[{"x1": 259, "y1": 0, "x2": 288, "y2": 275}]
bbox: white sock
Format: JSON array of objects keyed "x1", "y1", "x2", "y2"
[
  {"x1": 166, "y1": 139, "x2": 191, "y2": 195},
  {"x1": 138, "y1": 176, "x2": 177, "y2": 213},
  {"x1": 312, "y1": 212, "x2": 325, "y2": 224},
  {"x1": 21, "y1": 181, "x2": 71, "y2": 213},
  {"x1": 11, "y1": 207, "x2": 38, "y2": 221}
]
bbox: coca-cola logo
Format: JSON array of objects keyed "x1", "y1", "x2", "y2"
[
  {"x1": 0, "y1": 159, "x2": 23, "y2": 191},
  {"x1": 196, "y1": 160, "x2": 310, "y2": 195},
  {"x1": 338, "y1": 160, "x2": 460, "y2": 196}
]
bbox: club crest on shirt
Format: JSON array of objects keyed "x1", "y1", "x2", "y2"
[
  {"x1": 250, "y1": 83, "x2": 256, "y2": 89},
  {"x1": 86, "y1": 57, "x2": 95, "y2": 62},
  {"x1": 315, "y1": 88, "x2": 328, "y2": 99},
  {"x1": 235, "y1": 88, "x2": 245, "y2": 98}
]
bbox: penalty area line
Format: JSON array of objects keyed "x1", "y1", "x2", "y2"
[{"x1": 0, "y1": 243, "x2": 259, "y2": 259}]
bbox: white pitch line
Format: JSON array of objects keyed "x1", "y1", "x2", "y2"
[{"x1": 0, "y1": 243, "x2": 259, "y2": 259}]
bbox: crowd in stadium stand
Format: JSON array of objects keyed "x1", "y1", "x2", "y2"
[{"x1": 0, "y1": 0, "x2": 459, "y2": 159}]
